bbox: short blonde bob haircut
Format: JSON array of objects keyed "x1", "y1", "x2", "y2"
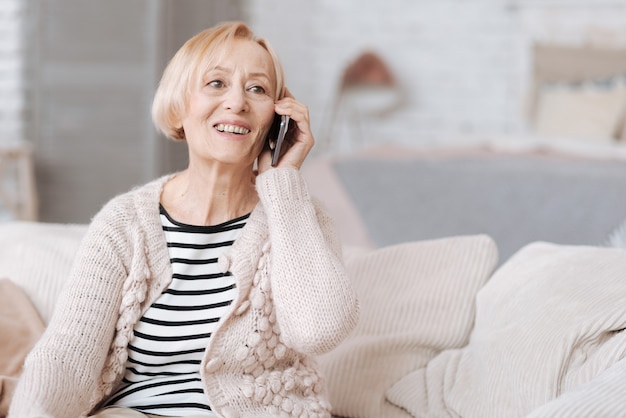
[{"x1": 152, "y1": 21, "x2": 285, "y2": 141}]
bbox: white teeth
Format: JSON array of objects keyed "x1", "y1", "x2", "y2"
[{"x1": 215, "y1": 124, "x2": 250, "y2": 135}]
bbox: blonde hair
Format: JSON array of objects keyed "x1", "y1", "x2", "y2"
[{"x1": 152, "y1": 21, "x2": 285, "y2": 141}]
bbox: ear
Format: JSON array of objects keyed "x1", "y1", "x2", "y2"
[{"x1": 174, "y1": 126, "x2": 186, "y2": 140}]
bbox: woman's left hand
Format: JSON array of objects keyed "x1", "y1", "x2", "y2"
[{"x1": 258, "y1": 88, "x2": 314, "y2": 173}]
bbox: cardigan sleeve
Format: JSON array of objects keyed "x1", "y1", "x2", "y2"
[
  {"x1": 255, "y1": 167, "x2": 360, "y2": 355},
  {"x1": 9, "y1": 203, "x2": 131, "y2": 418}
]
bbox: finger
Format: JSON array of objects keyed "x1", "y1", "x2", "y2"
[{"x1": 275, "y1": 100, "x2": 310, "y2": 129}]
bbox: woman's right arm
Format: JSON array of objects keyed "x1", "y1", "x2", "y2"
[{"x1": 9, "y1": 206, "x2": 130, "y2": 418}]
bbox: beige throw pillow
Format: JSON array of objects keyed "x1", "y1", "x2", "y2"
[
  {"x1": 534, "y1": 78, "x2": 626, "y2": 141},
  {"x1": 319, "y1": 235, "x2": 498, "y2": 418}
]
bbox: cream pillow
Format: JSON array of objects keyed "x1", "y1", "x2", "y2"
[
  {"x1": 387, "y1": 242, "x2": 626, "y2": 417},
  {"x1": 534, "y1": 78, "x2": 626, "y2": 141},
  {"x1": 319, "y1": 235, "x2": 498, "y2": 418},
  {"x1": 0, "y1": 222, "x2": 87, "y2": 323}
]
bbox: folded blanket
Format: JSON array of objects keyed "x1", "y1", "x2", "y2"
[{"x1": 0, "y1": 278, "x2": 44, "y2": 417}]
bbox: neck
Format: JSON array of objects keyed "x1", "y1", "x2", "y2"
[{"x1": 161, "y1": 162, "x2": 258, "y2": 226}]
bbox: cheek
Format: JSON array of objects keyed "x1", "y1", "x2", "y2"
[{"x1": 258, "y1": 108, "x2": 276, "y2": 139}]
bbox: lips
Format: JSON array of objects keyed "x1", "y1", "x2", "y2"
[{"x1": 214, "y1": 123, "x2": 251, "y2": 135}]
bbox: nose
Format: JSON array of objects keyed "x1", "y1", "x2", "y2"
[{"x1": 222, "y1": 85, "x2": 249, "y2": 113}]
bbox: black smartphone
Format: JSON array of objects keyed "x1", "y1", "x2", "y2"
[{"x1": 268, "y1": 114, "x2": 290, "y2": 167}]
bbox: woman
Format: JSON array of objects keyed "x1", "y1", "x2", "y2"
[{"x1": 9, "y1": 21, "x2": 359, "y2": 418}]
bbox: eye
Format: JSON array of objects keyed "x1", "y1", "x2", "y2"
[
  {"x1": 248, "y1": 85, "x2": 266, "y2": 94},
  {"x1": 207, "y1": 80, "x2": 225, "y2": 88}
]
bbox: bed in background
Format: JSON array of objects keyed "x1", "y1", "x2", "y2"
[{"x1": 304, "y1": 142, "x2": 626, "y2": 264}]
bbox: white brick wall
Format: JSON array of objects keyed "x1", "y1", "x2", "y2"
[
  {"x1": 0, "y1": 0, "x2": 24, "y2": 145},
  {"x1": 245, "y1": 0, "x2": 626, "y2": 152}
]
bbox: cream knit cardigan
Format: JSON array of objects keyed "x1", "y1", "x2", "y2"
[{"x1": 9, "y1": 167, "x2": 359, "y2": 418}]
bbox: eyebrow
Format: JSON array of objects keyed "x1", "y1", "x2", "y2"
[{"x1": 209, "y1": 65, "x2": 271, "y2": 80}]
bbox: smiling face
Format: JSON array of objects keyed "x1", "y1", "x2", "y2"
[{"x1": 180, "y1": 38, "x2": 277, "y2": 168}]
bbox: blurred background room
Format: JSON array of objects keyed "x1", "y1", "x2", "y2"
[{"x1": 2, "y1": 0, "x2": 626, "y2": 257}]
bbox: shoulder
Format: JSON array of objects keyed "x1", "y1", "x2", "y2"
[
  {"x1": 95, "y1": 175, "x2": 172, "y2": 221},
  {"x1": 85, "y1": 174, "x2": 174, "y2": 245}
]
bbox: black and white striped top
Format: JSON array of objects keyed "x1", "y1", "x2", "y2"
[{"x1": 105, "y1": 205, "x2": 249, "y2": 416}]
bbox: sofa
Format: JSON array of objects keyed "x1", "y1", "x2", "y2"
[{"x1": 3, "y1": 143, "x2": 626, "y2": 417}]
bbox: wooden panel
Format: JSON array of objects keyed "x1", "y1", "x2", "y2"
[{"x1": 534, "y1": 43, "x2": 626, "y2": 84}]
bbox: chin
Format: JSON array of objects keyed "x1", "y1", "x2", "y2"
[{"x1": 213, "y1": 152, "x2": 257, "y2": 168}]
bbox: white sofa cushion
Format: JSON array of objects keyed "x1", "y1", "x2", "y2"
[
  {"x1": 0, "y1": 221, "x2": 87, "y2": 323},
  {"x1": 319, "y1": 234, "x2": 498, "y2": 418},
  {"x1": 387, "y1": 241, "x2": 626, "y2": 417}
]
